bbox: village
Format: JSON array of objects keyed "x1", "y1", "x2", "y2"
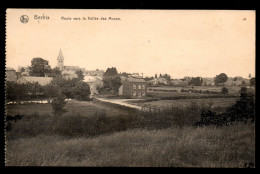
[
  {"x1": 5, "y1": 50, "x2": 256, "y2": 167},
  {"x1": 6, "y1": 49, "x2": 254, "y2": 103},
  {"x1": 5, "y1": 9, "x2": 255, "y2": 168}
]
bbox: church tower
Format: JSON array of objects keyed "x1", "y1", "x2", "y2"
[{"x1": 57, "y1": 49, "x2": 64, "y2": 70}]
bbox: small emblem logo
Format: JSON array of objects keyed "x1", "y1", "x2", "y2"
[{"x1": 20, "y1": 15, "x2": 29, "y2": 24}]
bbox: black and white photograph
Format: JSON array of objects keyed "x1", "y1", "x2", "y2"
[{"x1": 5, "y1": 9, "x2": 255, "y2": 167}]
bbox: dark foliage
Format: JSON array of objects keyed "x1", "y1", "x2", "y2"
[
  {"x1": 221, "y1": 87, "x2": 229, "y2": 94},
  {"x1": 100, "y1": 76, "x2": 122, "y2": 94},
  {"x1": 196, "y1": 87, "x2": 255, "y2": 126},
  {"x1": 188, "y1": 77, "x2": 203, "y2": 86},
  {"x1": 51, "y1": 94, "x2": 67, "y2": 116},
  {"x1": 214, "y1": 73, "x2": 228, "y2": 86},
  {"x1": 250, "y1": 77, "x2": 255, "y2": 86},
  {"x1": 75, "y1": 70, "x2": 84, "y2": 81},
  {"x1": 104, "y1": 67, "x2": 118, "y2": 76},
  {"x1": 29, "y1": 57, "x2": 51, "y2": 77}
]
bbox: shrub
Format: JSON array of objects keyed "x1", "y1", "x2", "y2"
[
  {"x1": 221, "y1": 87, "x2": 229, "y2": 94},
  {"x1": 51, "y1": 94, "x2": 67, "y2": 116},
  {"x1": 73, "y1": 82, "x2": 91, "y2": 101},
  {"x1": 196, "y1": 87, "x2": 255, "y2": 126},
  {"x1": 250, "y1": 77, "x2": 255, "y2": 86}
]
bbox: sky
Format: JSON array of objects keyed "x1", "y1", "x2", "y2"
[{"x1": 6, "y1": 9, "x2": 255, "y2": 78}]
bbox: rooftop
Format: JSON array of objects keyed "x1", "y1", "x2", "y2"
[
  {"x1": 6, "y1": 67, "x2": 15, "y2": 71},
  {"x1": 127, "y1": 77, "x2": 146, "y2": 83}
]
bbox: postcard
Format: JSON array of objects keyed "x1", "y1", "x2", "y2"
[{"x1": 5, "y1": 9, "x2": 255, "y2": 167}]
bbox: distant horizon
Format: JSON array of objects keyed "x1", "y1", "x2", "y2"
[
  {"x1": 6, "y1": 9, "x2": 255, "y2": 79},
  {"x1": 6, "y1": 57, "x2": 253, "y2": 79}
]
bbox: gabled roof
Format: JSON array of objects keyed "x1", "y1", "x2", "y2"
[{"x1": 127, "y1": 77, "x2": 146, "y2": 83}]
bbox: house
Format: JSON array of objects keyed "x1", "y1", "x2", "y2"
[
  {"x1": 119, "y1": 78, "x2": 147, "y2": 98},
  {"x1": 17, "y1": 76, "x2": 53, "y2": 86},
  {"x1": 148, "y1": 77, "x2": 170, "y2": 85},
  {"x1": 83, "y1": 76, "x2": 104, "y2": 95},
  {"x1": 85, "y1": 69, "x2": 104, "y2": 78},
  {"x1": 6, "y1": 67, "x2": 17, "y2": 82}
]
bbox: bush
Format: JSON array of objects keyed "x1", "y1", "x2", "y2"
[
  {"x1": 196, "y1": 87, "x2": 255, "y2": 126},
  {"x1": 73, "y1": 82, "x2": 91, "y2": 101},
  {"x1": 51, "y1": 94, "x2": 67, "y2": 116},
  {"x1": 221, "y1": 87, "x2": 229, "y2": 94},
  {"x1": 250, "y1": 77, "x2": 255, "y2": 86}
]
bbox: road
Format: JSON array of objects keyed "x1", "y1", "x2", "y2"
[{"x1": 95, "y1": 98, "x2": 145, "y2": 110}]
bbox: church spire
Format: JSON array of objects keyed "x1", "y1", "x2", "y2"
[
  {"x1": 57, "y1": 48, "x2": 64, "y2": 60},
  {"x1": 57, "y1": 48, "x2": 64, "y2": 70}
]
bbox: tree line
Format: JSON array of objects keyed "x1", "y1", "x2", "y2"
[{"x1": 7, "y1": 57, "x2": 91, "y2": 102}]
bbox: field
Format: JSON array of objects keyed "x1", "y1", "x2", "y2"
[
  {"x1": 6, "y1": 99, "x2": 130, "y2": 117},
  {"x1": 148, "y1": 85, "x2": 246, "y2": 94},
  {"x1": 6, "y1": 123, "x2": 255, "y2": 167},
  {"x1": 129, "y1": 98, "x2": 238, "y2": 111},
  {"x1": 5, "y1": 92, "x2": 255, "y2": 167}
]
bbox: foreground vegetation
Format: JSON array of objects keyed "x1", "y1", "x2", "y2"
[
  {"x1": 6, "y1": 123, "x2": 255, "y2": 167},
  {"x1": 5, "y1": 88, "x2": 255, "y2": 167}
]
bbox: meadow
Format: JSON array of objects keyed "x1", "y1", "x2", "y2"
[
  {"x1": 6, "y1": 100, "x2": 130, "y2": 117},
  {"x1": 5, "y1": 91, "x2": 255, "y2": 167},
  {"x1": 6, "y1": 123, "x2": 255, "y2": 167},
  {"x1": 129, "y1": 98, "x2": 238, "y2": 111},
  {"x1": 148, "y1": 85, "x2": 244, "y2": 94}
]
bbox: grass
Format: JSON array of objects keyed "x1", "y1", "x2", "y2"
[
  {"x1": 5, "y1": 96, "x2": 255, "y2": 167},
  {"x1": 6, "y1": 123, "x2": 255, "y2": 167},
  {"x1": 148, "y1": 86, "x2": 245, "y2": 94},
  {"x1": 6, "y1": 99, "x2": 130, "y2": 117},
  {"x1": 129, "y1": 98, "x2": 238, "y2": 111}
]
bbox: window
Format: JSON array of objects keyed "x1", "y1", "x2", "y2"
[
  {"x1": 133, "y1": 90, "x2": 136, "y2": 96},
  {"x1": 133, "y1": 85, "x2": 136, "y2": 89},
  {"x1": 142, "y1": 85, "x2": 145, "y2": 89},
  {"x1": 142, "y1": 91, "x2": 145, "y2": 96},
  {"x1": 138, "y1": 85, "x2": 141, "y2": 89}
]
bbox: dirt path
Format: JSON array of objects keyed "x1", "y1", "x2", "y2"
[{"x1": 95, "y1": 98, "x2": 145, "y2": 110}]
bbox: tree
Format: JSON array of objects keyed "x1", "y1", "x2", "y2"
[
  {"x1": 29, "y1": 58, "x2": 51, "y2": 77},
  {"x1": 155, "y1": 74, "x2": 157, "y2": 78},
  {"x1": 43, "y1": 84, "x2": 60, "y2": 98},
  {"x1": 19, "y1": 67, "x2": 25, "y2": 73},
  {"x1": 226, "y1": 87, "x2": 255, "y2": 122},
  {"x1": 221, "y1": 87, "x2": 229, "y2": 94},
  {"x1": 76, "y1": 70, "x2": 84, "y2": 81},
  {"x1": 111, "y1": 76, "x2": 122, "y2": 92},
  {"x1": 48, "y1": 67, "x2": 62, "y2": 78},
  {"x1": 102, "y1": 76, "x2": 122, "y2": 93},
  {"x1": 214, "y1": 73, "x2": 228, "y2": 86},
  {"x1": 188, "y1": 77, "x2": 203, "y2": 86},
  {"x1": 250, "y1": 77, "x2": 255, "y2": 86},
  {"x1": 241, "y1": 80, "x2": 246, "y2": 86},
  {"x1": 162, "y1": 74, "x2": 171, "y2": 81},
  {"x1": 59, "y1": 78, "x2": 78, "y2": 99},
  {"x1": 104, "y1": 67, "x2": 118, "y2": 76},
  {"x1": 73, "y1": 82, "x2": 91, "y2": 101},
  {"x1": 51, "y1": 93, "x2": 67, "y2": 116}
]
